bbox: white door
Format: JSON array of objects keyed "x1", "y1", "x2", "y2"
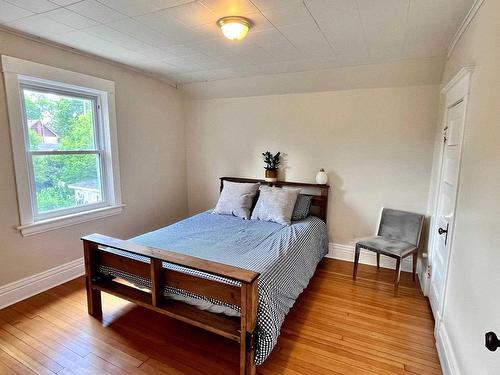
[{"x1": 429, "y1": 98, "x2": 467, "y2": 322}]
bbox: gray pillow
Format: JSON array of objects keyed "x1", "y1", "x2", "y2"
[
  {"x1": 213, "y1": 181, "x2": 260, "y2": 219},
  {"x1": 292, "y1": 195, "x2": 312, "y2": 221},
  {"x1": 251, "y1": 186, "x2": 300, "y2": 225}
]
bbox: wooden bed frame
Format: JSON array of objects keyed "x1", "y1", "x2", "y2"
[{"x1": 82, "y1": 177, "x2": 329, "y2": 375}]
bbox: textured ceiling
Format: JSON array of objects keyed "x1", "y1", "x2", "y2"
[{"x1": 0, "y1": 0, "x2": 475, "y2": 85}]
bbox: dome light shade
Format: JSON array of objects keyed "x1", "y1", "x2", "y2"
[{"x1": 217, "y1": 16, "x2": 251, "y2": 41}]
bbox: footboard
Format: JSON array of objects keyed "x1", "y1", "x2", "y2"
[{"x1": 82, "y1": 234, "x2": 259, "y2": 375}]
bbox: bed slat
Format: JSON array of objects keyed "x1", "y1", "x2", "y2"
[
  {"x1": 98, "y1": 250, "x2": 150, "y2": 279},
  {"x1": 163, "y1": 268, "x2": 241, "y2": 306}
]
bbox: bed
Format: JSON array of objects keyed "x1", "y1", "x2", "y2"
[{"x1": 82, "y1": 177, "x2": 329, "y2": 375}]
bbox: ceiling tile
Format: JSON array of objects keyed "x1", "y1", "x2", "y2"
[
  {"x1": 96, "y1": 0, "x2": 193, "y2": 17},
  {"x1": 278, "y1": 22, "x2": 330, "y2": 49},
  {"x1": 246, "y1": 28, "x2": 289, "y2": 48},
  {"x1": 243, "y1": 11, "x2": 274, "y2": 33},
  {"x1": 84, "y1": 25, "x2": 152, "y2": 51},
  {"x1": 264, "y1": 42, "x2": 302, "y2": 62},
  {"x1": 138, "y1": 47, "x2": 175, "y2": 60},
  {"x1": 107, "y1": 18, "x2": 169, "y2": 47},
  {"x1": 6, "y1": 14, "x2": 74, "y2": 38},
  {"x1": 261, "y1": 2, "x2": 314, "y2": 27},
  {"x1": 187, "y1": 38, "x2": 237, "y2": 57},
  {"x1": 50, "y1": 0, "x2": 81, "y2": 5},
  {"x1": 163, "y1": 1, "x2": 218, "y2": 27},
  {"x1": 68, "y1": 0, "x2": 127, "y2": 23},
  {"x1": 198, "y1": 0, "x2": 258, "y2": 17},
  {"x1": 189, "y1": 21, "x2": 222, "y2": 41},
  {"x1": 161, "y1": 43, "x2": 203, "y2": 57},
  {"x1": 283, "y1": 57, "x2": 334, "y2": 74},
  {"x1": 45, "y1": 8, "x2": 100, "y2": 29},
  {"x1": 0, "y1": 1, "x2": 33, "y2": 23},
  {"x1": 356, "y1": 0, "x2": 409, "y2": 59},
  {"x1": 5, "y1": 0, "x2": 58, "y2": 13},
  {"x1": 134, "y1": 8, "x2": 203, "y2": 44},
  {"x1": 251, "y1": 0, "x2": 302, "y2": 12},
  {"x1": 403, "y1": 0, "x2": 471, "y2": 58},
  {"x1": 306, "y1": 0, "x2": 368, "y2": 60},
  {"x1": 51, "y1": 30, "x2": 103, "y2": 50}
]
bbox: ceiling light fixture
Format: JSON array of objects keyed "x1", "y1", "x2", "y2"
[{"x1": 217, "y1": 16, "x2": 251, "y2": 41}]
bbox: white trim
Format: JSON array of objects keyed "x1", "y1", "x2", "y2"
[
  {"x1": 18, "y1": 204, "x2": 125, "y2": 236},
  {"x1": 436, "y1": 322, "x2": 461, "y2": 375},
  {"x1": 2, "y1": 55, "x2": 115, "y2": 92},
  {"x1": 1, "y1": 55, "x2": 123, "y2": 236},
  {"x1": 0, "y1": 257, "x2": 85, "y2": 309},
  {"x1": 441, "y1": 67, "x2": 474, "y2": 102},
  {"x1": 326, "y1": 243, "x2": 413, "y2": 273},
  {"x1": 447, "y1": 0, "x2": 485, "y2": 58},
  {"x1": 429, "y1": 67, "x2": 473, "y2": 326},
  {"x1": 418, "y1": 254, "x2": 431, "y2": 296}
]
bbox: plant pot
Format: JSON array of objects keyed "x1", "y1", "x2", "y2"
[{"x1": 265, "y1": 170, "x2": 278, "y2": 182}]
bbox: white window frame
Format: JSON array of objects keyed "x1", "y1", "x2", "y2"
[{"x1": 1, "y1": 55, "x2": 124, "y2": 236}]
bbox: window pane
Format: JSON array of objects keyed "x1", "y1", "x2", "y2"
[
  {"x1": 32, "y1": 154, "x2": 103, "y2": 214},
  {"x1": 23, "y1": 88, "x2": 96, "y2": 151}
]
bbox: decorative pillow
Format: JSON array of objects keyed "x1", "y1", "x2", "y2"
[
  {"x1": 291, "y1": 194, "x2": 312, "y2": 221},
  {"x1": 251, "y1": 186, "x2": 300, "y2": 225},
  {"x1": 213, "y1": 181, "x2": 260, "y2": 219}
]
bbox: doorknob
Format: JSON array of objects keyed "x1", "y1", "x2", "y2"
[
  {"x1": 486, "y1": 332, "x2": 500, "y2": 352},
  {"x1": 438, "y1": 223, "x2": 450, "y2": 245}
]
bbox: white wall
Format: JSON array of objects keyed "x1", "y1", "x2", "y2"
[
  {"x1": 185, "y1": 85, "x2": 440, "y2": 248},
  {"x1": 0, "y1": 30, "x2": 187, "y2": 286},
  {"x1": 431, "y1": 1, "x2": 500, "y2": 373}
]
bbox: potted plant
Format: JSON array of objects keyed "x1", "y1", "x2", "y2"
[{"x1": 262, "y1": 151, "x2": 280, "y2": 182}]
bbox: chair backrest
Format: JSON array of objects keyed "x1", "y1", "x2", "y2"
[{"x1": 377, "y1": 208, "x2": 424, "y2": 246}]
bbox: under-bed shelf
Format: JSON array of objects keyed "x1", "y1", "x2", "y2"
[{"x1": 93, "y1": 280, "x2": 242, "y2": 342}]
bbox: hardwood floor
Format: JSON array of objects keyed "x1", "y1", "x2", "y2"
[{"x1": 0, "y1": 259, "x2": 441, "y2": 374}]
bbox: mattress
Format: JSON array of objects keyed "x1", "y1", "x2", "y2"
[{"x1": 99, "y1": 211, "x2": 328, "y2": 365}]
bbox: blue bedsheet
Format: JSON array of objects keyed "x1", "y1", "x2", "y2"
[{"x1": 100, "y1": 211, "x2": 328, "y2": 365}]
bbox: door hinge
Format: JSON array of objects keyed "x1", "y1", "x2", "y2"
[
  {"x1": 246, "y1": 331, "x2": 257, "y2": 352},
  {"x1": 443, "y1": 126, "x2": 448, "y2": 143}
]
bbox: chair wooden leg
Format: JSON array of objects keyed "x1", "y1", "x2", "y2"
[
  {"x1": 394, "y1": 257, "x2": 402, "y2": 296},
  {"x1": 412, "y1": 252, "x2": 418, "y2": 282},
  {"x1": 376, "y1": 252, "x2": 380, "y2": 269},
  {"x1": 353, "y1": 245, "x2": 361, "y2": 280}
]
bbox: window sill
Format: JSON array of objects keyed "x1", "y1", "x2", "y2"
[{"x1": 17, "y1": 204, "x2": 126, "y2": 237}]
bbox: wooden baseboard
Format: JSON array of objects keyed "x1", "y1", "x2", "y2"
[
  {"x1": 0, "y1": 257, "x2": 84, "y2": 309},
  {"x1": 326, "y1": 243, "x2": 413, "y2": 272}
]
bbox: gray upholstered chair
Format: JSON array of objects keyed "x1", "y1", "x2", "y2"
[{"x1": 352, "y1": 208, "x2": 424, "y2": 291}]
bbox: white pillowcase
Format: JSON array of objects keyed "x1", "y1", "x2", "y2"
[
  {"x1": 212, "y1": 181, "x2": 260, "y2": 219},
  {"x1": 251, "y1": 186, "x2": 300, "y2": 225}
]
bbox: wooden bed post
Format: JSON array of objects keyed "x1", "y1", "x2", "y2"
[
  {"x1": 150, "y1": 258, "x2": 163, "y2": 307},
  {"x1": 240, "y1": 280, "x2": 257, "y2": 375},
  {"x1": 83, "y1": 240, "x2": 102, "y2": 319}
]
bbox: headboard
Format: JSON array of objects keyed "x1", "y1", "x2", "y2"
[{"x1": 219, "y1": 177, "x2": 330, "y2": 223}]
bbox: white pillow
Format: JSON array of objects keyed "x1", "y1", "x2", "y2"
[
  {"x1": 212, "y1": 181, "x2": 260, "y2": 219},
  {"x1": 251, "y1": 186, "x2": 300, "y2": 225}
]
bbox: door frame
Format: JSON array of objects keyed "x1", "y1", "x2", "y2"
[{"x1": 428, "y1": 67, "x2": 474, "y2": 331}]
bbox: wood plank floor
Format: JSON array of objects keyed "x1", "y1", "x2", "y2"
[{"x1": 0, "y1": 259, "x2": 441, "y2": 374}]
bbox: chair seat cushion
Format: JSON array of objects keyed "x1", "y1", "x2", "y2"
[{"x1": 357, "y1": 236, "x2": 416, "y2": 257}]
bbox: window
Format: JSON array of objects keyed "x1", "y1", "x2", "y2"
[{"x1": 2, "y1": 56, "x2": 123, "y2": 236}]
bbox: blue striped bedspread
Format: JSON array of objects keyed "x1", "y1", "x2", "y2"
[{"x1": 100, "y1": 211, "x2": 328, "y2": 365}]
